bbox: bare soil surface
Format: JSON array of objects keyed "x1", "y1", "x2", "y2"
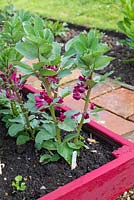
[{"x1": 0, "y1": 120, "x2": 118, "y2": 200}]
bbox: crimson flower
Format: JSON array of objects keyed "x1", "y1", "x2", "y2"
[
  {"x1": 90, "y1": 102, "x2": 95, "y2": 110},
  {"x1": 35, "y1": 96, "x2": 46, "y2": 109},
  {"x1": 83, "y1": 112, "x2": 89, "y2": 119},
  {"x1": 73, "y1": 82, "x2": 88, "y2": 100},
  {"x1": 35, "y1": 90, "x2": 53, "y2": 109},
  {"x1": 5, "y1": 90, "x2": 17, "y2": 100},
  {"x1": 0, "y1": 65, "x2": 26, "y2": 100},
  {"x1": 79, "y1": 75, "x2": 86, "y2": 82},
  {"x1": 58, "y1": 97, "x2": 64, "y2": 104},
  {"x1": 58, "y1": 112, "x2": 66, "y2": 122}
]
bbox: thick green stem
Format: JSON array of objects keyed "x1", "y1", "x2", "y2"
[
  {"x1": 8, "y1": 87, "x2": 18, "y2": 117},
  {"x1": 50, "y1": 106, "x2": 61, "y2": 143},
  {"x1": 37, "y1": 50, "x2": 61, "y2": 143},
  {"x1": 15, "y1": 89, "x2": 34, "y2": 138},
  {"x1": 10, "y1": 101, "x2": 18, "y2": 117},
  {"x1": 12, "y1": 83, "x2": 34, "y2": 138},
  {"x1": 76, "y1": 72, "x2": 93, "y2": 138},
  {"x1": 77, "y1": 88, "x2": 91, "y2": 135},
  {"x1": 43, "y1": 78, "x2": 61, "y2": 143}
]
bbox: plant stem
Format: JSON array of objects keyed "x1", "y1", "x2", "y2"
[
  {"x1": 16, "y1": 89, "x2": 34, "y2": 138},
  {"x1": 37, "y1": 51, "x2": 61, "y2": 143},
  {"x1": 50, "y1": 105, "x2": 61, "y2": 143},
  {"x1": 76, "y1": 72, "x2": 93, "y2": 137},
  {"x1": 12, "y1": 83, "x2": 34, "y2": 138},
  {"x1": 77, "y1": 88, "x2": 91, "y2": 135},
  {"x1": 42, "y1": 78, "x2": 61, "y2": 143},
  {"x1": 10, "y1": 101, "x2": 18, "y2": 117}
]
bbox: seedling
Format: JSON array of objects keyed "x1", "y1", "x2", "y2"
[{"x1": 12, "y1": 175, "x2": 26, "y2": 193}]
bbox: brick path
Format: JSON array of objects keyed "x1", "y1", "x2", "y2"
[{"x1": 25, "y1": 67, "x2": 134, "y2": 142}]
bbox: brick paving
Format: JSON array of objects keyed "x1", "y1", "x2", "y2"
[
  {"x1": 93, "y1": 88, "x2": 134, "y2": 119},
  {"x1": 24, "y1": 66, "x2": 134, "y2": 141},
  {"x1": 128, "y1": 114, "x2": 134, "y2": 123}
]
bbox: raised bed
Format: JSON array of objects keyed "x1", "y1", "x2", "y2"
[{"x1": 23, "y1": 85, "x2": 134, "y2": 200}]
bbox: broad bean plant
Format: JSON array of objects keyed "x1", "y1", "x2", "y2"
[
  {"x1": 0, "y1": 11, "x2": 112, "y2": 167},
  {"x1": 118, "y1": 0, "x2": 134, "y2": 49}
]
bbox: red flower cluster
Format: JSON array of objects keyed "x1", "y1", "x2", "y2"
[
  {"x1": 58, "y1": 112, "x2": 66, "y2": 122},
  {"x1": 73, "y1": 76, "x2": 88, "y2": 100},
  {"x1": 0, "y1": 65, "x2": 26, "y2": 100},
  {"x1": 35, "y1": 90, "x2": 53, "y2": 109}
]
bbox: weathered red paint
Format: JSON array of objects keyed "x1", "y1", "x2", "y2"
[{"x1": 24, "y1": 85, "x2": 134, "y2": 200}]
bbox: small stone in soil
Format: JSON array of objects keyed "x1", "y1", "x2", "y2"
[
  {"x1": 123, "y1": 191, "x2": 127, "y2": 198},
  {"x1": 40, "y1": 186, "x2": 46, "y2": 190}
]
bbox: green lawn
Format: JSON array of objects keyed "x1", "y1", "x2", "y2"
[{"x1": 0, "y1": 0, "x2": 122, "y2": 31}]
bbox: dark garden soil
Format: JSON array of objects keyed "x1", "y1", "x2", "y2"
[
  {"x1": 56, "y1": 23, "x2": 134, "y2": 86},
  {"x1": 0, "y1": 120, "x2": 119, "y2": 200}
]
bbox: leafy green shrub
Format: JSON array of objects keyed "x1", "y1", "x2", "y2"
[
  {"x1": 118, "y1": 0, "x2": 134, "y2": 48},
  {"x1": 0, "y1": 9, "x2": 112, "y2": 168},
  {"x1": 0, "y1": 3, "x2": 15, "y2": 26},
  {"x1": 44, "y1": 20, "x2": 68, "y2": 37}
]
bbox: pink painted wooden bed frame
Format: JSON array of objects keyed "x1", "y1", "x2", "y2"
[{"x1": 24, "y1": 85, "x2": 134, "y2": 200}]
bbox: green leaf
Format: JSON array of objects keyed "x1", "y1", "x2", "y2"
[
  {"x1": 0, "y1": 109, "x2": 10, "y2": 114},
  {"x1": 42, "y1": 140, "x2": 57, "y2": 150},
  {"x1": 40, "y1": 153, "x2": 60, "y2": 164},
  {"x1": 67, "y1": 140, "x2": 84, "y2": 150},
  {"x1": 30, "y1": 118, "x2": 40, "y2": 129},
  {"x1": 57, "y1": 143, "x2": 73, "y2": 165},
  {"x1": 42, "y1": 123, "x2": 56, "y2": 135},
  {"x1": 34, "y1": 16, "x2": 44, "y2": 36},
  {"x1": 33, "y1": 62, "x2": 46, "y2": 70},
  {"x1": 39, "y1": 154, "x2": 51, "y2": 163},
  {"x1": 58, "y1": 69, "x2": 72, "y2": 79},
  {"x1": 24, "y1": 94, "x2": 38, "y2": 112},
  {"x1": 63, "y1": 133, "x2": 79, "y2": 143},
  {"x1": 35, "y1": 128, "x2": 56, "y2": 144},
  {"x1": 16, "y1": 135, "x2": 30, "y2": 145},
  {"x1": 40, "y1": 68, "x2": 57, "y2": 76},
  {"x1": 15, "y1": 175, "x2": 22, "y2": 182},
  {"x1": 64, "y1": 110, "x2": 80, "y2": 118},
  {"x1": 43, "y1": 28, "x2": 54, "y2": 43},
  {"x1": 20, "y1": 183, "x2": 26, "y2": 191},
  {"x1": 8, "y1": 124, "x2": 24, "y2": 137},
  {"x1": 94, "y1": 56, "x2": 113, "y2": 70},
  {"x1": 9, "y1": 116, "x2": 25, "y2": 125},
  {"x1": 16, "y1": 41, "x2": 38, "y2": 59},
  {"x1": 51, "y1": 42, "x2": 61, "y2": 58},
  {"x1": 23, "y1": 21, "x2": 35, "y2": 36},
  {"x1": 59, "y1": 87, "x2": 71, "y2": 98},
  {"x1": 58, "y1": 118, "x2": 76, "y2": 132},
  {"x1": 15, "y1": 61, "x2": 33, "y2": 75}
]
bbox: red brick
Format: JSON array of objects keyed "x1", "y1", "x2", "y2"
[
  {"x1": 26, "y1": 76, "x2": 41, "y2": 90},
  {"x1": 91, "y1": 110, "x2": 134, "y2": 135},
  {"x1": 93, "y1": 88, "x2": 134, "y2": 119},
  {"x1": 63, "y1": 95, "x2": 134, "y2": 135},
  {"x1": 60, "y1": 69, "x2": 81, "y2": 85},
  {"x1": 21, "y1": 58, "x2": 38, "y2": 66},
  {"x1": 91, "y1": 78, "x2": 120, "y2": 99},
  {"x1": 60, "y1": 73, "x2": 120, "y2": 99},
  {"x1": 123, "y1": 131, "x2": 134, "y2": 142},
  {"x1": 128, "y1": 114, "x2": 134, "y2": 122}
]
